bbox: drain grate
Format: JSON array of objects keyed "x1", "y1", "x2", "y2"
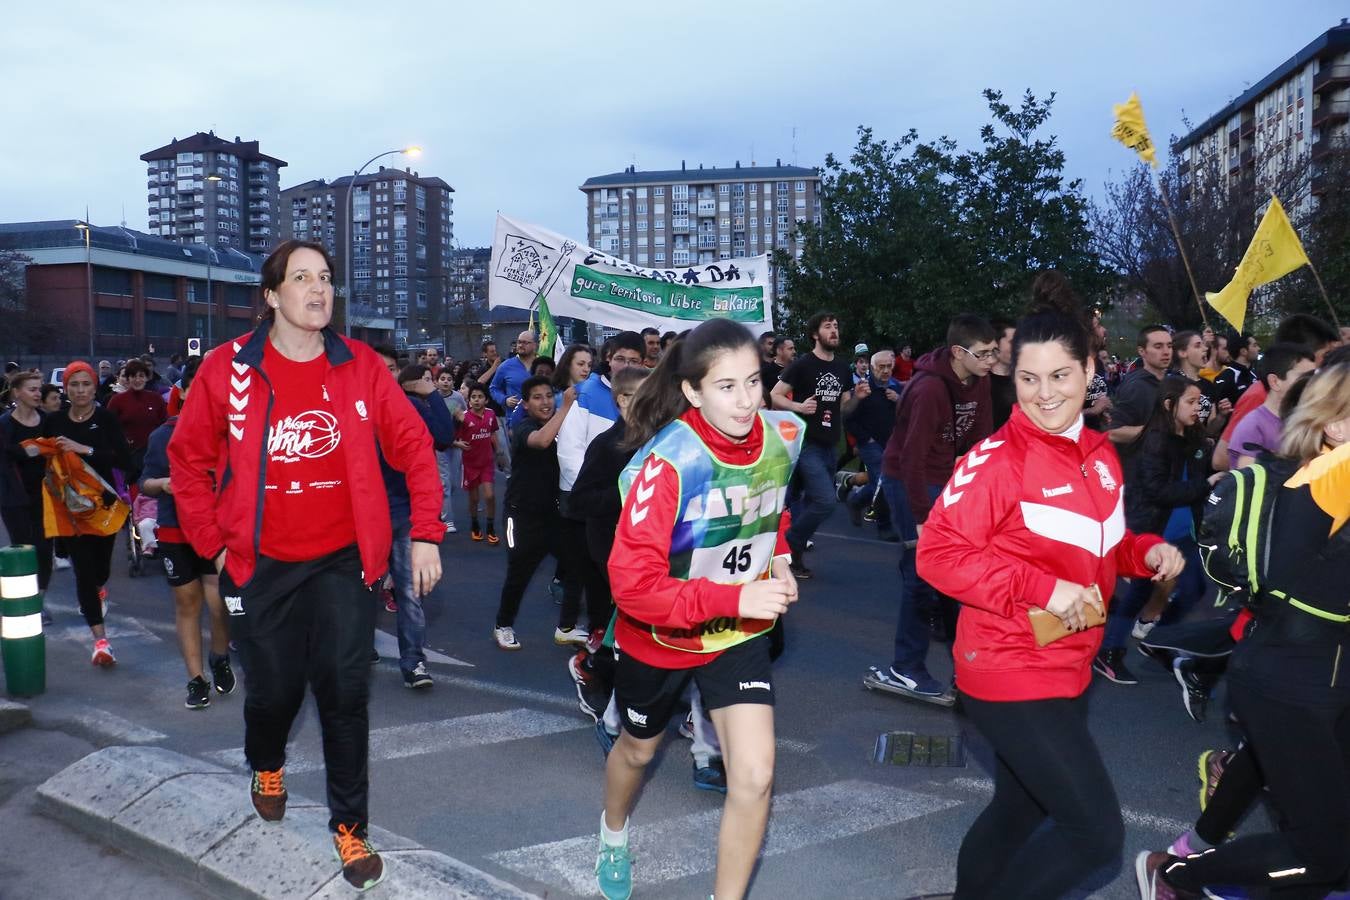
[{"x1": 873, "y1": 732, "x2": 966, "y2": 767}]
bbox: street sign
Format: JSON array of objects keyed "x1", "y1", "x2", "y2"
[{"x1": 187, "y1": 338, "x2": 202, "y2": 357}]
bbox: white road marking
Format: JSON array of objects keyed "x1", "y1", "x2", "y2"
[
  {"x1": 489, "y1": 779, "x2": 960, "y2": 894},
  {"x1": 777, "y1": 738, "x2": 816, "y2": 754},
  {"x1": 373, "y1": 628, "x2": 473, "y2": 667},
  {"x1": 204, "y1": 708, "x2": 587, "y2": 773},
  {"x1": 42, "y1": 705, "x2": 167, "y2": 744},
  {"x1": 814, "y1": 530, "x2": 892, "y2": 546},
  {"x1": 944, "y1": 776, "x2": 1191, "y2": 834}
]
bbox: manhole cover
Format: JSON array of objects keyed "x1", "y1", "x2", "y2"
[{"x1": 873, "y1": 732, "x2": 966, "y2": 767}]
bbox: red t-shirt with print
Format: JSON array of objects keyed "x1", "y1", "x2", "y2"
[
  {"x1": 259, "y1": 341, "x2": 357, "y2": 561},
  {"x1": 460, "y1": 407, "x2": 497, "y2": 469}
]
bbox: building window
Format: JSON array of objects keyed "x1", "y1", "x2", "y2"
[
  {"x1": 795, "y1": 180, "x2": 806, "y2": 191},
  {"x1": 653, "y1": 186, "x2": 664, "y2": 197},
  {"x1": 636, "y1": 202, "x2": 647, "y2": 214},
  {"x1": 749, "y1": 183, "x2": 758, "y2": 193},
  {"x1": 671, "y1": 184, "x2": 688, "y2": 200},
  {"x1": 719, "y1": 184, "x2": 730, "y2": 194},
  {"x1": 654, "y1": 219, "x2": 664, "y2": 230},
  {"x1": 637, "y1": 220, "x2": 647, "y2": 230},
  {"x1": 654, "y1": 251, "x2": 665, "y2": 263}
]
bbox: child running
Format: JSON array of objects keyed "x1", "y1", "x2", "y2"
[
  {"x1": 594, "y1": 319, "x2": 804, "y2": 900},
  {"x1": 454, "y1": 382, "x2": 501, "y2": 543}
]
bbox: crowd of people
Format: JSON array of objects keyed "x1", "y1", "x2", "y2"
[{"x1": 2, "y1": 238, "x2": 1349, "y2": 899}]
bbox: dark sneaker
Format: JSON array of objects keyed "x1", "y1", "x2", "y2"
[
  {"x1": 333, "y1": 823, "x2": 385, "y2": 891},
  {"x1": 569, "y1": 652, "x2": 610, "y2": 724},
  {"x1": 403, "y1": 662, "x2": 433, "y2": 689},
  {"x1": 595, "y1": 721, "x2": 618, "y2": 758},
  {"x1": 788, "y1": 551, "x2": 813, "y2": 580},
  {"x1": 1198, "y1": 749, "x2": 1233, "y2": 812},
  {"x1": 692, "y1": 760, "x2": 727, "y2": 794},
  {"x1": 210, "y1": 653, "x2": 236, "y2": 695},
  {"x1": 1137, "y1": 641, "x2": 1173, "y2": 670},
  {"x1": 1173, "y1": 659, "x2": 1208, "y2": 723},
  {"x1": 250, "y1": 768, "x2": 287, "y2": 822},
  {"x1": 834, "y1": 469, "x2": 854, "y2": 502},
  {"x1": 1092, "y1": 649, "x2": 1138, "y2": 685},
  {"x1": 185, "y1": 676, "x2": 211, "y2": 710},
  {"x1": 1135, "y1": 850, "x2": 1203, "y2": 899}
]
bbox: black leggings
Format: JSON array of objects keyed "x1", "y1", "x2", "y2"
[
  {"x1": 67, "y1": 533, "x2": 116, "y2": 627},
  {"x1": 1164, "y1": 679, "x2": 1350, "y2": 898},
  {"x1": 1195, "y1": 741, "x2": 1262, "y2": 847},
  {"x1": 1, "y1": 503, "x2": 53, "y2": 593},
  {"x1": 497, "y1": 509, "x2": 576, "y2": 629},
  {"x1": 955, "y1": 692, "x2": 1122, "y2": 900}
]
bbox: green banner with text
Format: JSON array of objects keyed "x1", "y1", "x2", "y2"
[{"x1": 569, "y1": 265, "x2": 766, "y2": 324}]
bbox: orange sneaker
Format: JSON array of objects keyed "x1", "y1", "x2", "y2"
[
  {"x1": 471, "y1": 527, "x2": 483, "y2": 542},
  {"x1": 486, "y1": 531, "x2": 500, "y2": 545},
  {"x1": 249, "y1": 768, "x2": 287, "y2": 822},
  {"x1": 333, "y1": 823, "x2": 385, "y2": 891}
]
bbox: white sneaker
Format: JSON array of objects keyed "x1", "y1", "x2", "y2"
[
  {"x1": 1131, "y1": 618, "x2": 1158, "y2": 641},
  {"x1": 554, "y1": 625, "x2": 589, "y2": 646},
  {"x1": 54, "y1": 556, "x2": 71, "y2": 570},
  {"x1": 494, "y1": 626, "x2": 521, "y2": 650},
  {"x1": 444, "y1": 521, "x2": 457, "y2": 534}
]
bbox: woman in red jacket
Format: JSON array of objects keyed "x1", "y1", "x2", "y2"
[
  {"x1": 915, "y1": 274, "x2": 1184, "y2": 900},
  {"x1": 168, "y1": 240, "x2": 444, "y2": 893}
]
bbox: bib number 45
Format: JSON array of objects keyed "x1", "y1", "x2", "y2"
[{"x1": 722, "y1": 544, "x2": 753, "y2": 575}]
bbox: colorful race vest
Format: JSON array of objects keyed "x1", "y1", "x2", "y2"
[{"x1": 619, "y1": 410, "x2": 804, "y2": 653}]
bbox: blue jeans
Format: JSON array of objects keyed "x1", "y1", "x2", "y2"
[
  {"x1": 787, "y1": 442, "x2": 837, "y2": 553},
  {"x1": 389, "y1": 520, "x2": 427, "y2": 674},
  {"x1": 846, "y1": 440, "x2": 891, "y2": 530},
  {"x1": 437, "y1": 448, "x2": 459, "y2": 523},
  {"x1": 1103, "y1": 536, "x2": 1203, "y2": 651},
  {"x1": 881, "y1": 476, "x2": 942, "y2": 673}
]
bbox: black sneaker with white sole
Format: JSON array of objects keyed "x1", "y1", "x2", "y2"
[
  {"x1": 185, "y1": 676, "x2": 211, "y2": 709},
  {"x1": 403, "y1": 662, "x2": 433, "y2": 689},
  {"x1": 1173, "y1": 659, "x2": 1208, "y2": 723},
  {"x1": 210, "y1": 652, "x2": 236, "y2": 695}
]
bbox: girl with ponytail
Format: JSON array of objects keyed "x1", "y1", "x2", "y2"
[{"x1": 594, "y1": 318, "x2": 805, "y2": 900}]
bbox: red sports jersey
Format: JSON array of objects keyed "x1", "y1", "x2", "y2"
[{"x1": 460, "y1": 408, "x2": 498, "y2": 469}]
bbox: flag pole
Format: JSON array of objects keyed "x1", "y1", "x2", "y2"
[
  {"x1": 1151, "y1": 170, "x2": 1211, "y2": 329},
  {"x1": 1304, "y1": 258, "x2": 1343, "y2": 330}
]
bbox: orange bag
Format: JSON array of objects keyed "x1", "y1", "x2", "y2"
[{"x1": 24, "y1": 438, "x2": 130, "y2": 538}]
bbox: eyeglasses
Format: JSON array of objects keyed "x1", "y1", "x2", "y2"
[{"x1": 957, "y1": 346, "x2": 998, "y2": 362}]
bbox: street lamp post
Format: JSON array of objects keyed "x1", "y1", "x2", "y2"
[
  {"x1": 344, "y1": 146, "x2": 422, "y2": 337},
  {"x1": 74, "y1": 222, "x2": 93, "y2": 358},
  {"x1": 204, "y1": 173, "x2": 222, "y2": 348}
]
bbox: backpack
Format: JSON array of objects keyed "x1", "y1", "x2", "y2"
[{"x1": 1197, "y1": 457, "x2": 1297, "y2": 608}]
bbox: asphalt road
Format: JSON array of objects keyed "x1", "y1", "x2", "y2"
[{"x1": 4, "y1": 494, "x2": 1248, "y2": 899}]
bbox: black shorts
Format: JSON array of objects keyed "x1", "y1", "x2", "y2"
[
  {"x1": 614, "y1": 636, "x2": 774, "y2": 740},
  {"x1": 160, "y1": 541, "x2": 216, "y2": 588}
]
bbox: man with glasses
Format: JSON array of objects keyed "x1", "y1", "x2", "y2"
[
  {"x1": 491, "y1": 330, "x2": 538, "y2": 426},
  {"x1": 867, "y1": 314, "x2": 996, "y2": 705}
]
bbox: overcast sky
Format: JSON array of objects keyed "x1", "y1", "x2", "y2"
[{"x1": 2, "y1": 1, "x2": 1344, "y2": 248}]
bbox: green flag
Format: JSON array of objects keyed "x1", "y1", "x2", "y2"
[{"x1": 536, "y1": 293, "x2": 557, "y2": 358}]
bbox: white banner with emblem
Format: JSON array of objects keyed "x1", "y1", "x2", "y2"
[{"x1": 488, "y1": 214, "x2": 774, "y2": 333}]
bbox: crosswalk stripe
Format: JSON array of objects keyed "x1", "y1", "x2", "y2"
[
  {"x1": 944, "y1": 776, "x2": 1192, "y2": 834},
  {"x1": 373, "y1": 628, "x2": 472, "y2": 667},
  {"x1": 489, "y1": 779, "x2": 960, "y2": 894},
  {"x1": 204, "y1": 707, "x2": 588, "y2": 773},
  {"x1": 42, "y1": 704, "x2": 167, "y2": 744}
]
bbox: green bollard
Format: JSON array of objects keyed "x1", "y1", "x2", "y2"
[{"x1": 1, "y1": 545, "x2": 45, "y2": 697}]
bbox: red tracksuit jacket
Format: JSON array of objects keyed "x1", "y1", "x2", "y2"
[
  {"x1": 168, "y1": 322, "x2": 443, "y2": 587},
  {"x1": 917, "y1": 406, "x2": 1162, "y2": 701}
]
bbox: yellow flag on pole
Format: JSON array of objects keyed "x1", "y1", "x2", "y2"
[
  {"x1": 1111, "y1": 92, "x2": 1157, "y2": 168},
  {"x1": 1204, "y1": 195, "x2": 1310, "y2": 332}
]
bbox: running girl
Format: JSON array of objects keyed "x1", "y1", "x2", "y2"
[
  {"x1": 454, "y1": 382, "x2": 500, "y2": 543},
  {"x1": 594, "y1": 319, "x2": 803, "y2": 900}
]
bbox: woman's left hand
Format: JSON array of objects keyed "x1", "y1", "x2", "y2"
[
  {"x1": 1145, "y1": 543, "x2": 1186, "y2": 582},
  {"x1": 770, "y1": 556, "x2": 799, "y2": 606},
  {"x1": 410, "y1": 541, "x2": 442, "y2": 598}
]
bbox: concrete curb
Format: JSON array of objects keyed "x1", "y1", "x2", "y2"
[
  {"x1": 36, "y1": 745, "x2": 542, "y2": 899},
  {"x1": 0, "y1": 697, "x2": 33, "y2": 734}
]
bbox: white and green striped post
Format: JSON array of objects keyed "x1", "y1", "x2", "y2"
[{"x1": 0, "y1": 545, "x2": 45, "y2": 697}]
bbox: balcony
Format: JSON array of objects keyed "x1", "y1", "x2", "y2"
[
  {"x1": 248, "y1": 188, "x2": 267, "y2": 199},
  {"x1": 1313, "y1": 100, "x2": 1350, "y2": 128},
  {"x1": 147, "y1": 177, "x2": 161, "y2": 189},
  {"x1": 1240, "y1": 118, "x2": 1255, "y2": 139},
  {"x1": 1313, "y1": 65, "x2": 1350, "y2": 93},
  {"x1": 248, "y1": 200, "x2": 271, "y2": 211},
  {"x1": 696, "y1": 200, "x2": 717, "y2": 216},
  {"x1": 697, "y1": 236, "x2": 716, "y2": 249},
  {"x1": 1240, "y1": 148, "x2": 1254, "y2": 168},
  {"x1": 1312, "y1": 170, "x2": 1329, "y2": 196},
  {"x1": 1311, "y1": 131, "x2": 1348, "y2": 160},
  {"x1": 250, "y1": 213, "x2": 272, "y2": 224},
  {"x1": 1228, "y1": 154, "x2": 1241, "y2": 173},
  {"x1": 1228, "y1": 127, "x2": 1240, "y2": 146}
]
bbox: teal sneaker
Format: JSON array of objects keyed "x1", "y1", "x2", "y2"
[{"x1": 595, "y1": 839, "x2": 633, "y2": 900}]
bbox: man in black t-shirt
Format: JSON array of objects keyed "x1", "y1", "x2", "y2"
[
  {"x1": 493, "y1": 377, "x2": 578, "y2": 650},
  {"x1": 770, "y1": 312, "x2": 867, "y2": 578},
  {"x1": 759, "y1": 336, "x2": 795, "y2": 408}
]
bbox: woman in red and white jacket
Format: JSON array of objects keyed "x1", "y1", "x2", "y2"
[
  {"x1": 915, "y1": 273, "x2": 1185, "y2": 900},
  {"x1": 169, "y1": 240, "x2": 443, "y2": 892}
]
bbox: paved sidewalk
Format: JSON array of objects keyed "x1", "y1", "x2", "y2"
[{"x1": 37, "y1": 744, "x2": 540, "y2": 900}]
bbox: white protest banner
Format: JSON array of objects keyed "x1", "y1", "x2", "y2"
[{"x1": 488, "y1": 214, "x2": 773, "y2": 333}]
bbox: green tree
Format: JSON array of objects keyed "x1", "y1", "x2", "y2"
[{"x1": 777, "y1": 90, "x2": 1103, "y2": 350}]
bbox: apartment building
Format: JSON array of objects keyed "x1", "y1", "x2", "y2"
[
  {"x1": 1174, "y1": 20, "x2": 1350, "y2": 209},
  {"x1": 579, "y1": 160, "x2": 821, "y2": 295},
  {"x1": 141, "y1": 132, "x2": 286, "y2": 254},
  {"x1": 280, "y1": 167, "x2": 453, "y2": 347}
]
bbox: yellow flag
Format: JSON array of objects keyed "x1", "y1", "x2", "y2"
[
  {"x1": 1204, "y1": 196, "x2": 1310, "y2": 332},
  {"x1": 1111, "y1": 92, "x2": 1157, "y2": 168}
]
